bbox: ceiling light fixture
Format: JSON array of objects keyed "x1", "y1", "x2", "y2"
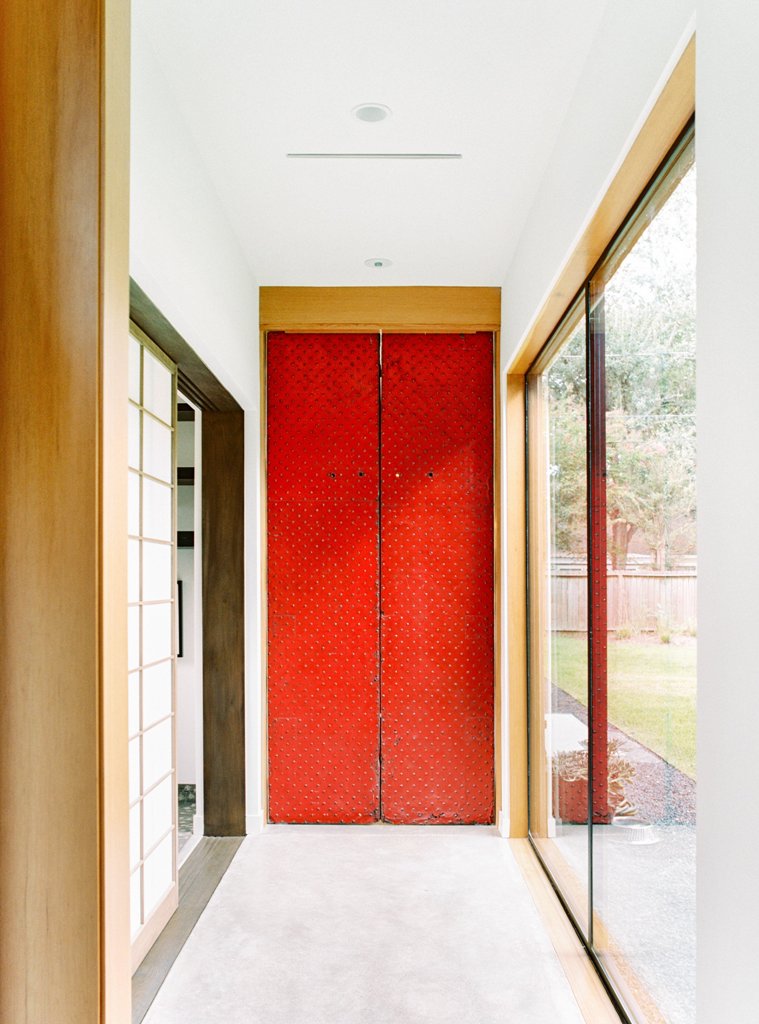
[
  {"x1": 286, "y1": 153, "x2": 462, "y2": 160},
  {"x1": 353, "y1": 103, "x2": 392, "y2": 123},
  {"x1": 365, "y1": 258, "x2": 392, "y2": 269}
]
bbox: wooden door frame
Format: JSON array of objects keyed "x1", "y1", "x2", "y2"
[
  {"x1": 131, "y1": 281, "x2": 246, "y2": 837},
  {"x1": 259, "y1": 287, "x2": 502, "y2": 824}
]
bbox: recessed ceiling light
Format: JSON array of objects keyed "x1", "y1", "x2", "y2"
[
  {"x1": 353, "y1": 103, "x2": 392, "y2": 123},
  {"x1": 365, "y1": 257, "x2": 392, "y2": 269}
]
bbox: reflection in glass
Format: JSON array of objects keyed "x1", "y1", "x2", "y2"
[
  {"x1": 528, "y1": 302, "x2": 590, "y2": 935},
  {"x1": 593, "y1": 160, "x2": 696, "y2": 1024}
]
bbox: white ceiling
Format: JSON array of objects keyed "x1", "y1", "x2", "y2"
[{"x1": 134, "y1": 1, "x2": 609, "y2": 286}]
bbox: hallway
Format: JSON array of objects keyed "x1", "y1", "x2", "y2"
[{"x1": 143, "y1": 827, "x2": 585, "y2": 1024}]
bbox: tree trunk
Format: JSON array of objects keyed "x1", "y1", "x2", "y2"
[{"x1": 609, "y1": 520, "x2": 636, "y2": 569}]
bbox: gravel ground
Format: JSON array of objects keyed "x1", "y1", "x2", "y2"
[{"x1": 552, "y1": 685, "x2": 696, "y2": 825}]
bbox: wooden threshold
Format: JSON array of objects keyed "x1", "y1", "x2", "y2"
[
  {"x1": 131, "y1": 837, "x2": 244, "y2": 1024},
  {"x1": 510, "y1": 839, "x2": 622, "y2": 1024}
]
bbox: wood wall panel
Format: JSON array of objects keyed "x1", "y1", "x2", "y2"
[
  {"x1": 0, "y1": 0, "x2": 130, "y2": 1021},
  {"x1": 202, "y1": 411, "x2": 247, "y2": 835}
]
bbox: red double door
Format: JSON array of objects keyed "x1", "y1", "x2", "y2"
[{"x1": 267, "y1": 332, "x2": 494, "y2": 824}]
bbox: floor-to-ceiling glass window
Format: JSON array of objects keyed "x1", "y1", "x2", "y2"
[
  {"x1": 527, "y1": 124, "x2": 695, "y2": 1024},
  {"x1": 527, "y1": 299, "x2": 590, "y2": 936},
  {"x1": 128, "y1": 326, "x2": 179, "y2": 966}
]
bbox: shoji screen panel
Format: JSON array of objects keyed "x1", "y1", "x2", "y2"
[{"x1": 128, "y1": 326, "x2": 178, "y2": 966}]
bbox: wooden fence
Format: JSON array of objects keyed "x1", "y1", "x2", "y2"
[{"x1": 550, "y1": 572, "x2": 697, "y2": 632}]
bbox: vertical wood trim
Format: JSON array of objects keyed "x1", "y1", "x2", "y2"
[
  {"x1": 260, "y1": 332, "x2": 269, "y2": 823},
  {"x1": 202, "y1": 411, "x2": 246, "y2": 834},
  {"x1": 526, "y1": 375, "x2": 550, "y2": 836},
  {"x1": 506, "y1": 376, "x2": 529, "y2": 837},
  {"x1": 101, "y1": 0, "x2": 132, "y2": 1018},
  {"x1": 493, "y1": 333, "x2": 503, "y2": 816},
  {"x1": 1, "y1": 0, "x2": 131, "y2": 1020}
]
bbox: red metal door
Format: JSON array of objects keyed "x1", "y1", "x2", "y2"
[
  {"x1": 380, "y1": 333, "x2": 494, "y2": 823},
  {"x1": 267, "y1": 331, "x2": 493, "y2": 824},
  {"x1": 267, "y1": 332, "x2": 381, "y2": 823}
]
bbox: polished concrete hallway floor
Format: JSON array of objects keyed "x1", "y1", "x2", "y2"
[{"x1": 143, "y1": 825, "x2": 585, "y2": 1024}]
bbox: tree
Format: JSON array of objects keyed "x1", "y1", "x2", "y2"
[{"x1": 545, "y1": 166, "x2": 696, "y2": 570}]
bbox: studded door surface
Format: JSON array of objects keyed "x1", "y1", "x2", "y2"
[
  {"x1": 267, "y1": 332, "x2": 380, "y2": 823},
  {"x1": 380, "y1": 333, "x2": 494, "y2": 824}
]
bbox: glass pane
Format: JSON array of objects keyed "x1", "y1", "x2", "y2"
[
  {"x1": 143, "y1": 832, "x2": 173, "y2": 920},
  {"x1": 128, "y1": 471, "x2": 141, "y2": 536},
  {"x1": 143, "y1": 774, "x2": 173, "y2": 854},
  {"x1": 528, "y1": 303, "x2": 590, "y2": 936},
  {"x1": 592, "y1": 157, "x2": 696, "y2": 1024},
  {"x1": 129, "y1": 335, "x2": 141, "y2": 403},
  {"x1": 143, "y1": 349, "x2": 173, "y2": 425},
  {"x1": 142, "y1": 602, "x2": 172, "y2": 666},
  {"x1": 142, "y1": 660, "x2": 173, "y2": 730},
  {"x1": 130, "y1": 868, "x2": 142, "y2": 937},
  {"x1": 130, "y1": 802, "x2": 141, "y2": 870},
  {"x1": 128, "y1": 606, "x2": 140, "y2": 671},
  {"x1": 143, "y1": 415, "x2": 172, "y2": 484},
  {"x1": 128, "y1": 671, "x2": 140, "y2": 738},
  {"x1": 129, "y1": 737, "x2": 141, "y2": 804},
  {"x1": 142, "y1": 717, "x2": 172, "y2": 791},
  {"x1": 128, "y1": 404, "x2": 141, "y2": 470},
  {"x1": 142, "y1": 477, "x2": 172, "y2": 542},
  {"x1": 142, "y1": 541, "x2": 172, "y2": 603},
  {"x1": 128, "y1": 539, "x2": 141, "y2": 604}
]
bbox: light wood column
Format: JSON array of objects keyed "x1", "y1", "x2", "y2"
[{"x1": 0, "y1": 1, "x2": 131, "y2": 1021}]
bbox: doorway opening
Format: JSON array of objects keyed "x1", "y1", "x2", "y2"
[{"x1": 176, "y1": 394, "x2": 204, "y2": 863}]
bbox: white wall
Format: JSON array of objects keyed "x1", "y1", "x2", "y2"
[
  {"x1": 131, "y1": 22, "x2": 264, "y2": 832},
  {"x1": 697, "y1": 4, "x2": 759, "y2": 1021},
  {"x1": 500, "y1": 0, "x2": 696, "y2": 370}
]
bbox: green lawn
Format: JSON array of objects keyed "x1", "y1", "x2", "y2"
[{"x1": 553, "y1": 634, "x2": 697, "y2": 779}]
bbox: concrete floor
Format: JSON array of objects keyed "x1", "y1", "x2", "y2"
[{"x1": 143, "y1": 825, "x2": 585, "y2": 1024}]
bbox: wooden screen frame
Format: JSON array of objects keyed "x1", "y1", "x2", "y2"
[
  {"x1": 127, "y1": 324, "x2": 180, "y2": 972},
  {"x1": 130, "y1": 284, "x2": 247, "y2": 838},
  {"x1": 259, "y1": 287, "x2": 502, "y2": 824}
]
